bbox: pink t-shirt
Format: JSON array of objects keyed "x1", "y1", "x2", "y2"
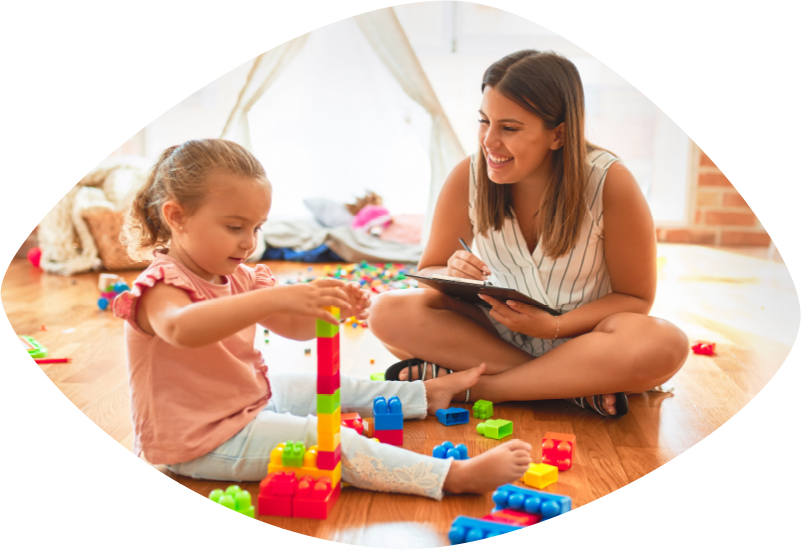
[{"x1": 112, "y1": 251, "x2": 275, "y2": 465}]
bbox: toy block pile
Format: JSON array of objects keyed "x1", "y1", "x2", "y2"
[
  {"x1": 255, "y1": 306, "x2": 343, "y2": 519},
  {"x1": 97, "y1": 273, "x2": 130, "y2": 311},
  {"x1": 209, "y1": 485, "x2": 255, "y2": 518},
  {"x1": 373, "y1": 395, "x2": 403, "y2": 445},
  {"x1": 448, "y1": 484, "x2": 571, "y2": 544}
]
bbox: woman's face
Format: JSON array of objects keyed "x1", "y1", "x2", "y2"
[{"x1": 478, "y1": 85, "x2": 563, "y2": 186}]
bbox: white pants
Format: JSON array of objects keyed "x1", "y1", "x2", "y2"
[{"x1": 166, "y1": 373, "x2": 453, "y2": 500}]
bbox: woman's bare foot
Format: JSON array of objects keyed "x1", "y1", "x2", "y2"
[
  {"x1": 443, "y1": 440, "x2": 532, "y2": 494},
  {"x1": 424, "y1": 363, "x2": 485, "y2": 415},
  {"x1": 580, "y1": 393, "x2": 618, "y2": 415}
]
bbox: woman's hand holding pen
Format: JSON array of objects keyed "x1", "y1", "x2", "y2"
[{"x1": 447, "y1": 238, "x2": 492, "y2": 281}]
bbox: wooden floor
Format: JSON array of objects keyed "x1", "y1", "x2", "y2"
[{"x1": 2, "y1": 244, "x2": 796, "y2": 547}]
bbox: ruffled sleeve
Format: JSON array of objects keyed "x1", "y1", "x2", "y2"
[
  {"x1": 253, "y1": 263, "x2": 276, "y2": 290},
  {"x1": 112, "y1": 262, "x2": 204, "y2": 327}
]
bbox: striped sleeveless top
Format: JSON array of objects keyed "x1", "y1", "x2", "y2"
[{"x1": 467, "y1": 149, "x2": 617, "y2": 349}]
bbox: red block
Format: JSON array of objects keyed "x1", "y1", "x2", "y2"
[
  {"x1": 317, "y1": 336, "x2": 340, "y2": 376},
  {"x1": 316, "y1": 444, "x2": 341, "y2": 471},
  {"x1": 258, "y1": 473, "x2": 297, "y2": 516},
  {"x1": 373, "y1": 429, "x2": 403, "y2": 446},
  {"x1": 293, "y1": 476, "x2": 341, "y2": 519},
  {"x1": 483, "y1": 509, "x2": 541, "y2": 527},
  {"x1": 542, "y1": 432, "x2": 576, "y2": 471},
  {"x1": 691, "y1": 342, "x2": 716, "y2": 356},
  {"x1": 341, "y1": 412, "x2": 364, "y2": 435},
  {"x1": 317, "y1": 372, "x2": 341, "y2": 394}
]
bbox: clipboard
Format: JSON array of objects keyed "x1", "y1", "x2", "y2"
[{"x1": 406, "y1": 274, "x2": 561, "y2": 316}]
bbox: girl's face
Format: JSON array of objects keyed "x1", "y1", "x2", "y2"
[
  {"x1": 478, "y1": 86, "x2": 564, "y2": 187},
  {"x1": 166, "y1": 171, "x2": 271, "y2": 283}
]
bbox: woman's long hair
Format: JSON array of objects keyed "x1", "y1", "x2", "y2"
[{"x1": 475, "y1": 50, "x2": 603, "y2": 258}]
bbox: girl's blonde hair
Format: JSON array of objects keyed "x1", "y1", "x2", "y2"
[
  {"x1": 476, "y1": 50, "x2": 609, "y2": 259},
  {"x1": 122, "y1": 139, "x2": 269, "y2": 261}
]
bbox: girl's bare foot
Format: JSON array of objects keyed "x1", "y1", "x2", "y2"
[
  {"x1": 443, "y1": 440, "x2": 532, "y2": 494},
  {"x1": 424, "y1": 363, "x2": 485, "y2": 415}
]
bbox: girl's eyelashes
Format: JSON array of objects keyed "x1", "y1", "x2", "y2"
[
  {"x1": 478, "y1": 118, "x2": 489, "y2": 124},
  {"x1": 477, "y1": 119, "x2": 519, "y2": 132}
]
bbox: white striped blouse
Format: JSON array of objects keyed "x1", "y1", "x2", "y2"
[{"x1": 467, "y1": 149, "x2": 617, "y2": 343}]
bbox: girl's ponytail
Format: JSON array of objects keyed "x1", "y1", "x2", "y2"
[{"x1": 121, "y1": 146, "x2": 178, "y2": 261}]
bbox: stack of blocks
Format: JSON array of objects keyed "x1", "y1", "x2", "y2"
[{"x1": 256, "y1": 306, "x2": 342, "y2": 519}]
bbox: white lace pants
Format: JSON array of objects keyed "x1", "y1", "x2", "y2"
[{"x1": 166, "y1": 373, "x2": 453, "y2": 500}]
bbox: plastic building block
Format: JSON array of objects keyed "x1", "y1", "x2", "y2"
[
  {"x1": 691, "y1": 341, "x2": 716, "y2": 356},
  {"x1": 522, "y1": 462, "x2": 558, "y2": 489},
  {"x1": 317, "y1": 372, "x2": 340, "y2": 394},
  {"x1": 19, "y1": 335, "x2": 47, "y2": 358},
  {"x1": 317, "y1": 407, "x2": 341, "y2": 433},
  {"x1": 258, "y1": 472, "x2": 297, "y2": 516},
  {"x1": 316, "y1": 444, "x2": 341, "y2": 470},
  {"x1": 268, "y1": 443, "x2": 342, "y2": 484},
  {"x1": 435, "y1": 407, "x2": 469, "y2": 426},
  {"x1": 373, "y1": 396, "x2": 403, "y2": 431},
  {"x1": 341, "y1": 412, "x2": 364, "y2": 435},
  {"x1": 317, "y1": 337, "x2": 340, "y2": 376},
  {"x1": 448, "y1": 516, "x2": 522, "y2": 544},
  {"x1": 317, "y1": 388, "x2": 341, "y2": 415},
  {"x1": 472, "y1": 399, "x2": 494, "y2": 420},
  {"x1": 209, "y1": 485, "x2": 255, "y2": 518},
  {"x1": 293, "y1": 476, "x2": 341, "y2": 519},
  {"x1": 476, "y1": 419, "x2": 513, "y2": 440},
  {"x1": 433, "y1": 441, "x2": 469, "y2": 460},
  {"x1": 318, "y1": 430, "x2": 341, "y2": 452},
  {"x1": 482, "y1": 509, "x2": 541, "y2": 527},
  {"x1": 541, "y1": 432, "x2": 576, "y2": 471},
  {"x1": 316, "y1": 318, "x2": 340, "y2": 338},
  {"x1": 282, "y1": 441, "x2": 306, "y2": 467},
  {"x1": 372, "y1": 429, "x2": 403, "y2": 446},
  {"x1": 491, "y1": 484, "x2": 571, "y2": 520},
  {"x1": 370, "y1": 372, "x2": 385, "y2": 381}
]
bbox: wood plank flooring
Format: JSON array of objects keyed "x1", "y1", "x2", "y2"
[{"x1": 1, "y1": 243, "x2": 795, "y2": 547}]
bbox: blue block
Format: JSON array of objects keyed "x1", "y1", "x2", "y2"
[
  {"x1": 491, "y1": 484, "x2": 571, "y2": 520},
  {"x1": 435, "y1": 407, "x2": 469, "y2": 426},
  {"x1": 448, "y1": 516, "x2": 522, "y2": 544},
  {"x1": 373, "y1": 396, "x2": 403, "y2": 431},
  {"x1": 433, "y1": 441, "x2": 468, "y2": 460}
]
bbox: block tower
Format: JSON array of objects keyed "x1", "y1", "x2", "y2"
[{"x1": 257, "y1": 306, "x2": 342, "y2": 519}]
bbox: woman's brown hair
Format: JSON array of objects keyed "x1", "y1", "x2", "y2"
[
  {"x1": 122, "y1": 139, "x2": 269, "y2": 261},
  {"x1": 475, "y1": 50, "x2": 604, "y2": 258}
]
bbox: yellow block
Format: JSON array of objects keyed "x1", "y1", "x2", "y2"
[
  {"x1": 318, "y1": 408, "x2": 341, "y2": 433},
  {"x1": 267, "y1": 462, "x2": 341, "y2": 485},
  {"x1": 317, "y1": 430, "x2": 341, "y2": 452},
  {"x1": 322, "y1": 306, "x2": 340, "y2": 317},
  {"x1": 522, "y1": 462, "x2": 558, "y2": 489}
]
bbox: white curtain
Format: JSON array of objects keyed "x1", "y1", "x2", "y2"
[
  {"x1": 222, "y1": 8, "x2": 464, "y2": 243},
  {"x1": 220, "y1": 33, "x2": 310, "y2": 149},
  {"x1": 354, "y1": 8, "x2": 465, "y2": 242}
]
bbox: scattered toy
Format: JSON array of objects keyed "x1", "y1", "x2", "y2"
[
  {"x1": 541, "y1": 432, "x2": 576, "y2": 471},
  {"x1": 209, "y1": 485, "x2": 255, "y2": 518},
  {"x1": 370, "y1": 358, "x2": 376, "y2": 364},
  {"x1": 476, "y1": 419, "x2": 513, "y2": 440},
  {"x1": 433, "y1": 441, "x2": 469, "y2": 460},
  {"x1": 304, "y1": 348, "x2": 311, "y2": 355},
  {"x1": 373, "y1": 396, "x2": 403, "y2": 431},
  {"x1": 27, "y1": 246, "x2": 42, "y2": 268},
  {"x1": 691, "y1": 341, "x2": 716, "y2": 356},
  {"x1": 19, "y1": 335, "x2": 47, "y2": 358},
  {"x1": 436, "y1": 407, "x2": 469, "y2": 426},
  {"x1": 522, "y1": 463, "x2": 558, "y2": 489},
  {"x1": 341, "y1": 412, "x2": 364, "y2": 435},
  {"x1": 34, "y1": 358, "x2": 70, "y2": 364},
  {"x1": 472, "y1": 399, "x2": 494, "y2": 419},
  {"x1": 370, "y1": 372, "x2": 384, "y2": 381}
]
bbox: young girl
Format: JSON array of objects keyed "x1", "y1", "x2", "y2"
[
  {"x1": 369, "y1": 50, "x2": 690, "y2": 418},
  {"x1": 113, "y1": 138, "x2": 531, "y2": 500}
]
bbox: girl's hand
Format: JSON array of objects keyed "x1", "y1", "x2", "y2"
[
  {"x1": 276, "y1": 279, "x2": 351, "y2": 325},
  {"x1": 339, "y1": 282, "x2": 371, "y2": 321},
  {"x1": 478, "y1": 294, "x2": 558, "y2": 339},
  {"x1": 447, "y1": 250, "x2": 491, "y2": 281}
]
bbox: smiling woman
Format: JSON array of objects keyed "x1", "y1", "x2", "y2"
[{"x1": 369, "y1": 50, "x2": 690, "y2": 418}]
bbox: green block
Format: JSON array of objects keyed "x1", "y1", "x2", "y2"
[
  {"x1": 282, "y1": 440, "x2": 306, "y2": 467},
  {"x1": 209, "y1": 485, "x2": 255, "y2": 518},
  {"x1": 317, "y1": 388, "x2": 341, "y2": 414},
  {"x1": 316, "y1": 318, "x2": 340, "y2": 338},
  {"x1": 472, "y1": 399, "x2": 494, "y2": 420},
  {"x1": 477, "y1": 419, "x2": 513, "y2": 440},
  {"x1": 370, "y1": 372, "x2": 385, "y2": 381}
]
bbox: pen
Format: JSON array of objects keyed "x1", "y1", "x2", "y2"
[{"x1": 458, "y1": 238, "x2": 472, "y2": 254}]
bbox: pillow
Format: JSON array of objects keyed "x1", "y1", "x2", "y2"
[
  {"x1": 82, "y1": 209, "x2": 150, "y2": 270},
  {"x1": 303, "y1": 197, "x2": 354, "y2": 228}
]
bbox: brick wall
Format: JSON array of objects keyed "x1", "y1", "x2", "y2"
[{"x1": 656, "y1": 145, "x2": 771, "y2": 246}]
